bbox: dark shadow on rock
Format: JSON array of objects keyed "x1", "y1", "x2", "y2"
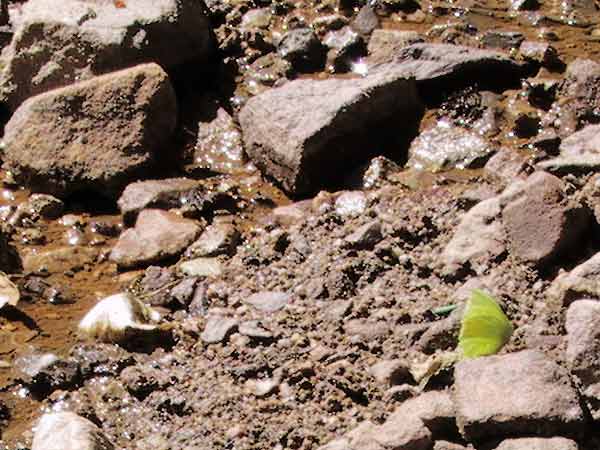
[
  {"x1": 0, "y1": 305, "x2": 38, "y2": 331},
  {"x1": 416, "y1": 60, "x2": 538, "y2": 107},
  {"x1": 118, "y1": 327, "x2": 175, "y2": 354}
]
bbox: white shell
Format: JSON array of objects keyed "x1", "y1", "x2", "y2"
[
  {"x1": 32, "y1": 412, "x2": 114, "y2": 450},
  {"x1": 78, "y1": 293, "x2": 161, "y2": 343}
]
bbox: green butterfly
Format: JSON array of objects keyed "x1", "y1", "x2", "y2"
[{"x1": 458, "y1": 289, "x2": 513, "y2": 359}]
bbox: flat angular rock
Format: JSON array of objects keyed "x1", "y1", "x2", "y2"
[
  {"x1": 321, "y1": 416, "x2": 433, "y2": 450},
  {"x1": 502, "y1": 172, "x2": 590, "y2": 267},
  {"x1": 375, "y1": 43, "x2": 531, "y2": 100},
  {"x1": 201, "y1": 316, "x2": 238, "y2": 344},
  {"x1": 239, "y1": 68, "x2": 423, "y2": 196},
  {"x1": 539, "y1": 124, "x2": 600, "y2": 173},
  {"x1": 388, "y1": 390, "x2": 457, "y2": 437},
  {"x1": 244, "y1": 291, "x2": 291, "y2": 313},
  {"x1": 2, "y1": 63, "x2": 177, "y2": 198},
  {"x1": 179, "y1": 257, "x2": 222, "y2": 278},
  {"x1": 184, "y1": 223, "x2": 240, "y2": 258},
  {"x1": 118, "y1": 178, "x2": 202, "y2": 223},
  {"x1": 369, "y1": 359, "x2": 412, "y2": 386},
  {"x1": 351, "y1": 6, "x2": 379, "y2": 37},
  {"x1": 454, "y1": 350, "x2": 585, "y2": 441},
  {"x1": 547, "y1": 252, "x2": 600, "y2": 306},
  {"x1": 110, "y1": 209, "x2": 201, "y2": 269},
  {"x1": 0, "y1": 0, "x2": 212, "y2": 110},
  {"x1": 441, "y1": 198, "x2": 505, "y2": 275},
  {"x1": 345, "y1": 220, "x2": 383, "y2": 250},
  {"x1": 493, "y1": 437, "x2": 578, "y2": 450},
  {"x1": 408, "y1": 122, "x2": 494, "y2": 171},
  {"x1": 375, "y1": 414, "x2": 433, "y2": 450},
  {"x1": 32, "y1": 412, "x2": 114, "y2": 450}
]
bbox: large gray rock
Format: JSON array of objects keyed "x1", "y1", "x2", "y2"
[
  {"x1": 374, "y1": 43, "x2": 531, "y2": 101},
  {"x1": 239, "y1": 68, "x2": 423, "y2": 196},
  {"x1": 110, "y1": 209, "x2": 202, "y2": 269},
  {"x1": 2, "y1": 63, "x2": 177, "y2": 198},
  {"x1": 442, "y1": 171, "x2": 589, "y2": 274},
  {"x1": 502, "y1": 171, "x2": 589, "y2": 267},
  {"x1": 32, "y1": 412, "x2": 114, "y2": 450},
  {"x1": 0, "y1": 0, "x2": 213, "y2": 110},
  {"x1": 493, "y1": 437, "x2": 578, "y2": 450},
  {"x1": 454, "y1": 350, "x2": 585, "y2": 441}
]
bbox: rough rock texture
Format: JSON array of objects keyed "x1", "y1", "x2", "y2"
[
  {"x1": 117, "y1": 178, "x2": 202, "y2": 223},
  {"x1": 239, "y1": 68, "x2": 423, "y2": 196},
  {"x1": 31, "y1": 412, "x2": 114, "y2": 450},
  {"x1": 539, "y1": 124, "x2": 600, "y2": 173},
  {"x1": 454, "y1": 350, "x2": 585, "y2": 441},
  {"x1": 566, "y1": 300, "x2": 600, "y2": 419},
  {"x1": 493, "y1": 437, "x2": 579, "y2": 450},
  {"x1": 110, "y1": 209, "x2": 202, "y2": 269},
  {"x1": 376, "y1": 43, "x2": 532, "y2": 101},
  {"x1": 441, "y1": 197, "x2": 505, "y2": 275},
  {"x1": 318, "y1": 416, "x2": 432, "y2": 450},
  {"x1": 244, "y1": 291, "x2": 291, "y2": 313},
  {"x1": 0, "y1": 0, "x2": 213, "y2": 110},
  {"x1": 184, "y1": 222, "x2": 240, "y2": 258},
  {"x1": 387, "y1": 390, "x2": 457, "y2": 437},
  {"x1": 501, "y1": 171, "x2": 589, "y2": 267},
  {"x1": 367, "y1": 29, "x2": 424, "y2": 65},
  {"x1": 542, "y1": 59, "x2": 600, "y2": 136},
  {"x1": 484, "y1": 148, "x2": 529, "y2": 181},
  {"x1": 2, "y1": 63, "x2": 177, "y2": 198},
  {"x1": 277, "y1": 28, "x2": 325, "y2": 72},
  {"x1": 547, "y1": 252, "x2": 600, "y2": 306}
]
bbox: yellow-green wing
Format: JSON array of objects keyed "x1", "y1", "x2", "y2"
[{"x1": 458, "y1": 289, "x2": 513, "y2": 359}]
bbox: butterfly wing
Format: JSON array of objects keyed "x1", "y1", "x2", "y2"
[{"x1": 458, "y1": 289, "x2": 513, "y2": 359}]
